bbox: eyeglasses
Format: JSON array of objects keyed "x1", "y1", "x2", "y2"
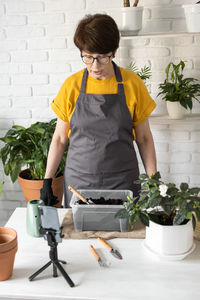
[{"x1": 81, "y1": 54, "x2": 113, "y2": 65}]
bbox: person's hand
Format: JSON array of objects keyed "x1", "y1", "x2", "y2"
[{"x1": 40, "y1": 178, "x2": 59, "y2": 206}]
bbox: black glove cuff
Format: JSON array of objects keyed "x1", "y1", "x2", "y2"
[{"x1": 43, "y1": 178, "x2": 53, "y2": 188}]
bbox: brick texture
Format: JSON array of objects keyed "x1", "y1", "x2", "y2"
[{"x1": 0, "y1": 0, "x2": 200, "y2": 224}]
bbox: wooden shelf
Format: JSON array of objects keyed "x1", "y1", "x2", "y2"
[
  {"x1": 120, "y1": 32, "x2": 200, "y2": 39},
  {"x1": 149, "y1": 113, "x2": 200, "y2": 124}
]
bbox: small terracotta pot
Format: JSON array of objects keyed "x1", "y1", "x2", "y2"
[
  {"x1": 18, "y1": 169, "x2": 64, "y2": 208},
  {"x1": 0, "y1": 227, "x2": 18, "y2": 281}
]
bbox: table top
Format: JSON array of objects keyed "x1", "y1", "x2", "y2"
[{"x1": 1, "y1": 207, "x2": 200, "y2": 300}]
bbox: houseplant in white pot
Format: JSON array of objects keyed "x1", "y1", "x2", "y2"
[
  {"x1": 116, "y1": 172, "x2": 200, "y2": 260},
  {"x1": 121, "y1": 0, "x2": 143, "y2": 36},
  {"x1": 157, "y1": 60, "x2": 200, "y2": 119},
  {"x1": 183, "y1": 1, "x2": 200, "y2": 33}
]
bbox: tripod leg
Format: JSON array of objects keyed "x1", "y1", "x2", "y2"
[
  {"x1": 29, "y1": 261, "x2": 52, "y2": 281},
  {"x1": 53, "y1": 262, "x2": 58, "y2": 277},
  {"x1": 54, "y1": 261, "x2": 75, "y2": 287},
  {"x1": 58, "y1": 260, "x2": 67, "y2": 264}
]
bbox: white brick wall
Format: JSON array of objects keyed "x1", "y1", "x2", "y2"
[
  {"x1": 0, "y1": 0, "x2": 200, "y2": 225},
  {"x1": 6, "y1": 1, "x2": 44, "y2": 14},
  {"x1": 6, "y1": 26, "x2": 45, "y2": 38}
]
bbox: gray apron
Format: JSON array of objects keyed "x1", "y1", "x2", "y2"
[{"x1": 64, "y1": 62, "x2": 140, "y2": 207}]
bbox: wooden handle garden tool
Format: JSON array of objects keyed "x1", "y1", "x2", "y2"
[
  {"x1": 68, "y1": 185, "x2": 88, "y2": 204},
  {"x1": 89, "y1": 245, "x2": 107, "y2": 267},
  {"x1": 68, "y1": 185, "x2": 95, "y2": 204},
  {"x1": 97, "y1": 237, "x2": 123, "y2": 260}
]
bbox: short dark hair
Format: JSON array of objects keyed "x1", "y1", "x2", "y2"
[{"x1": 74, "y1": 14, "x2": 120, "y2": 54}]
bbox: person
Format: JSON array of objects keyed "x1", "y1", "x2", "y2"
[{"x1": 40, "y1": 13, "x2": 157, "y2": 207}]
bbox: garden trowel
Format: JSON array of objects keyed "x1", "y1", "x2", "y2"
[
  {"x1": 98, "y1": 237, "x2": 123, "y2": 260},
  {"x1": 89, "y1": 245, "x2": 107, "y2": 267},
  {"x1": 68, "y1": 185, "x2": 95, "y2": 204}
]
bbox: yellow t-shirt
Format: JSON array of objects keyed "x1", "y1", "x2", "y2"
[{"x1": 51, "y1": 67, "x2": 156, "y2": 139}]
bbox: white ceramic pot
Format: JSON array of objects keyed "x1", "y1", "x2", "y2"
[
  {"x1": 183, "y1": 4, "x2": 200, "y2": 32},
  {"x1": 121, "y1": 7, "x2": 143, "y2": 36},
  {"x1": 166, "y1": 101, "x2": 186, "y2": 119},
  {"x1": 145, "y1": 219, "x2": 194, "y2": 259}
]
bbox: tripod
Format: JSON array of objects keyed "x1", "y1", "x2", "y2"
[{"x1": 29, "y1": 228, "x2": 75, "y2": 287}]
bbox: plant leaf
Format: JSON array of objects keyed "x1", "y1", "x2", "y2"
[
  {"x1": 180, "y1": 182, "x2": 189, "y2": 191},
  {"x1": 129, "y1": 213, "x2": 139, "y2": 227},
  {"x1": 0, "y1": 182, "x2": 4, "y2": 196},
  {"x1": 139, "y1": 173, "x2": 149, "y2": 180},
  {"x1": 195, "y1": 209, "x2": 200, "y2": 221},
  {"x1": 12, "y1": 125, "x2": 25, "y2": 130},
  {"x1": 173, "y1": 212, "x2": 186, "y2": 225},
  {"x1": 139, "y1": 212, "x2": 149, "y2": 227},
  {"x1": 192, "y1": 214, "x2": 196, "y2": 230},
  {"x1": 189, "y1": 187, "x2": 200, "y2": 194},
  {"x1": 115, "y1": 208, "x2": 129, "y2": 219}
]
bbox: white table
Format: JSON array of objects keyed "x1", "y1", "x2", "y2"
[{"x1": 1, "y1": 208, "x2": 200, "y2": 300}]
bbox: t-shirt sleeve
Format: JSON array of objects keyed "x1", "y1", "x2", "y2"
[
  {"x1": 51, "y1": 81, "x2": 69, "y2": 123},
  {"x1": 133, "y1": 76, "x2": 156, "y2": 127}
]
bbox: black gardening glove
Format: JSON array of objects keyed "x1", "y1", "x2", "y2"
[{"x1": 40, "y1": 178, "x2": 59, "y2": 206}]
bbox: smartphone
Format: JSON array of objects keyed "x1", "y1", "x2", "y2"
[{"x1": 38, "y1": 205, "x2": 62, "y2": 243}]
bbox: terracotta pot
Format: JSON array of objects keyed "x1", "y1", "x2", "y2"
[
  {"x1": 0, "y1": 227, "x2": 18, "y2": 281},
  {"x1": 18, "y1": 169, "x2": 64, "y2": 208}
]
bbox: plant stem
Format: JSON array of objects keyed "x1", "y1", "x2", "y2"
[
  {"x1": 133, "y1": 0, "x2": 139, "y2": 6},
  {"x1": 123, "y1": 0, "x2": 130, "y2": 6}
]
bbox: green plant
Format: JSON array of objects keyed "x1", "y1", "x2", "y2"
[
  {"x1": 115, "y1": 172, "x2": 200, "y2": 229},
  {"x1": 157, "y1": 60, "x2": 200, "y2": 110},
  {"x1": 126, "y1": 61, "x2": 152, "y2": 83},
  {"x1": 0, "y1": 119, "x2": 68, "y2": 182},
  {"x1": 0, "y1": 181, "x2": 4, "y2": 196}
]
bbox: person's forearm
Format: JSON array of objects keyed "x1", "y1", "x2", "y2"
[
  {"x1": 136, "y1": 134, "x2": 157, "y2": 177},
  {"x1": 45, "y1": 136, "x2": 68, "y2": 178}
]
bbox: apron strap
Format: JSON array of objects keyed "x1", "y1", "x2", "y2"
[
  {"x1": 112, "y1": 61, "x2": 125, "y2": 96},
  {"x1": 80, "y1": 61, "x2": 125, "y2": 96},
  {"x1": 80, "y1": 68, "x2": 88, "y2": 93}
]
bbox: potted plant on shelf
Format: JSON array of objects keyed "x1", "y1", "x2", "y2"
[
  {"x1": 116, "y1": 172, "x2": 200, "y2": 260},
  {"x1": 183, "y1": 1, "x2": 200, "y2": 33},
  {"x1": 157, "y1": 60, "x2": 200, "y2": 119},
  {"x1": 126, "y1": 61, "x2": 152, "y2": 84},
  {"x1": 121, "y1": 0, "x2": 143, "y2": 36},
  {"x1": 0, "y1": 119, "x2": 68, "y2": 207}
]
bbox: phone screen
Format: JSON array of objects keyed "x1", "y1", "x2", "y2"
[{"x1": 38, "y1": 205, "x2": 62, "y2": 243}]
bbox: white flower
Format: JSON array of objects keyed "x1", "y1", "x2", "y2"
[{"x1": 159, "y1": 184, "x2": 168, "y2": 197}]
